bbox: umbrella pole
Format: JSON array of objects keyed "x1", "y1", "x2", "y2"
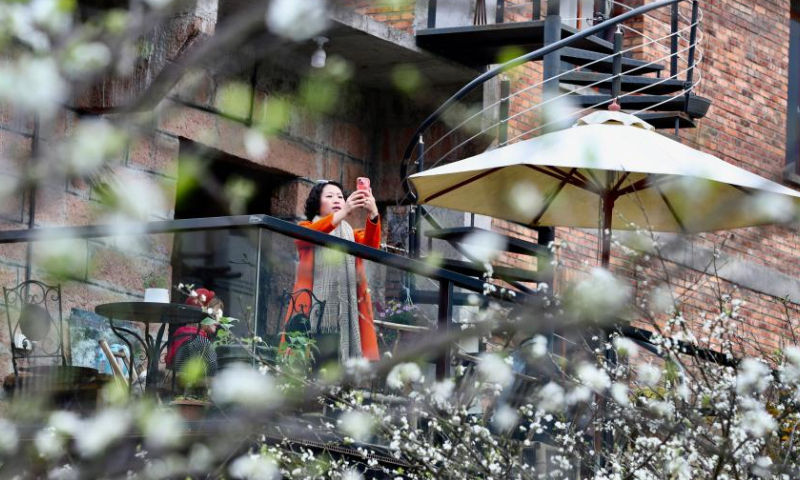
[{"x1": 600, "y1": 192, "x2": 614, "y2": 269}]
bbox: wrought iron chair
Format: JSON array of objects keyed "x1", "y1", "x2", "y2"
[
  {"x1": 278, "y1": 289, "x2": 327, "y2": 337},
  {"x1": 3, "y1": 280, "x2": 66, "y2": 376}
]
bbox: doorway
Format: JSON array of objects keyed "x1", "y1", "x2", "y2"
[{"x1": 171, "y1": 141, "x2": 291, "y2": 338}]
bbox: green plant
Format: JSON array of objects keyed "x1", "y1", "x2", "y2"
[
  {"x1": 277, "y1": 331, "x2": 318, "y2": 377},
  {"x1": 143, "y1": 272, "x2": 168, "y2": 289}
]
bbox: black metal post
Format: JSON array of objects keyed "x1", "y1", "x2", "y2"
[
  {"x1": 532, "y1": 0, "x2": 542, "y2": 20},
  {"x1": 670, "y1": 3, "x2": 680, "y2": 135},
  {"x1": 495, "y1": 0, "x2": 505, "y2": 24},
  {"x1": 24, "y1": 114, "x2": 40, "y2": 283},
  {"x1": 499, "y1": 78, "x2": 510, "y2": 146},
  {"x1": 436, "y1": 280, "x2": 453, "y2": 380},
  {"x1": 542, "y1": 0, "x2": 562, "y2": 108},
  {"x1": 611, "y1": 27, "x2": 623, "y2": 99},
  {"x1": 535, "y1": 226, "x2": 555, "y2": 288},
  {"x1": 669, "y1": 2, "x2": 679, "y2": 78},
  {"x1": 684, "y1": 0, "x2": 700, "y2": 90},
  {"x1": 594, "y1": 0, "x2": 608, "y2": 20},
  {"x1": 414, "y1": 136, "x2": 425, "y2": 259},
  {"x1": 427, "y1": 0, "x2": 437, "y2": 28}
]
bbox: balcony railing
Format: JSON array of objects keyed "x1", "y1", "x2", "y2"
[{"x1": 0, "y1": 214, "x2": 529, "y2": 399}]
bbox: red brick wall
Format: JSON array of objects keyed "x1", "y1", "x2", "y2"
[
  {"x1": 339, "y1": 0, "x2": 416, "y2": 32},
  {"x1": 362, "y1": 0, "x2": 800, "y2": 356}
]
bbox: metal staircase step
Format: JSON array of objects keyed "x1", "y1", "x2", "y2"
[
  {"x1": 568, "y1": 94, "x2": 711, "y2": 118},
  {"x1": 558, "y1": 71, "x2": 685, "y2": 95},
  {"x1": 415, "y1": 22, "x2": 613, "y2": 67},
  {"x1": 636, "y1": 112, "x2": 696, "y2": 129},
  {"x1": 425, "y1": 227, "x2": 550, "y2": 257},
  {"x1": 560, "y1": 47, "x2": 664, "y2": 75},
  {"x1": 422, "y1": 257, "x2": 542, "y2": 283}
]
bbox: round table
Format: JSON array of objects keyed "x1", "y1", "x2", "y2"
[{"x1": 95, "y1": 302, "x2": 205, "y2": 393}]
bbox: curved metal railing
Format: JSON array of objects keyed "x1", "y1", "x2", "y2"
[{"x1": 400, "y1": 0, "x2": 703, "y2": 205}]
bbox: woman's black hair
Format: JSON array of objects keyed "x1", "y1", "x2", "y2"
[{"x1": 304, "y1": 180, "x2": 344, "y2": 220}]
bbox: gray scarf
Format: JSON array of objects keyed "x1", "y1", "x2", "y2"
[{"x1": 311, "y1": 217, "x2": 362, "y2": 361}]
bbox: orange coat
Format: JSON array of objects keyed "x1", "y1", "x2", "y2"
[{"x1": 282, "y1": 213, "x2": 381, "y2": 361}]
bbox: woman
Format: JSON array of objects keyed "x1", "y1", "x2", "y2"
[
  {"x1": 282, "y1": 180, "x2": 381, "y2": 363},
  {"x1": 166, "y1": 288, "x2": 223, "y2": 379}
]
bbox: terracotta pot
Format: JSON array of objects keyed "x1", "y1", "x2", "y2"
[{"x1": 170, "y1": 399, "x2": 210, "y2": 421}]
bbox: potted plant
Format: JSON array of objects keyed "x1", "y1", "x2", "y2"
[
  {"x1": 376, "y1": 299, "x2": 425, "y2": 349},
  {"x1": 215, "y1": 329, "x2": 274, "y2": 370},
  {"x1": 170, "y1": 394, "x2": 211, "y2": 421},
  {"x1": 143, "y1": 273, "x2": 169, "y2": 303}
]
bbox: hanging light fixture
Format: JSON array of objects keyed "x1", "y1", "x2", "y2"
[{"x1": 311, "y1": 36, "x2": 328, "y2": 68}]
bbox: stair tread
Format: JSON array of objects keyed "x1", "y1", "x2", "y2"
[
  {"x1": 558, "y1": 70, "x2": 685, "y2": 95},
  {"x1": 415, "y1": 22, "x2": 614, "y2": 67},
  {"x1": 423, "y1": 257, "x2": 541, "y2": 283},
  {"x1": 636, "y1": 112, "x2": 696, "y2": 129},
  {"x1": 560, "y1": 47, "x2": 664, "y2": 74},
  {"x1": 425, "y1": 227, "x2": 550, "y2": 257},
  {"x1": 568, "y1": 94, "x2": 710, "y2": 118}
]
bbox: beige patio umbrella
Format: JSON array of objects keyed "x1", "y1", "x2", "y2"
[{"x1": 409, "y1": 111, "x2": 800, "y2": 267}]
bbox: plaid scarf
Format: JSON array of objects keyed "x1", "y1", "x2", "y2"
[{"x1": 311, "y1": 217, "x2": 362, "y2": 361}]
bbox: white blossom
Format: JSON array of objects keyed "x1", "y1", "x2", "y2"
[
  {"x1": 492, "y1": 404, "x2": 519, "y2": 431},
  {"x1": 636, "y1": 363, "x2": 662, "y2": 387},
  {"x1": 341, "y1": 468, "x2": 364, "y2": 480},
  {"x1": 339, "y1": 411, "x2": 374, "y2": 442},
  {"x1": 528, "y1": 335, "x2": 548, "y2": 358},
  {"x1": 63, "y1": 42, "x2": 111, "y2": 78},
  {"x1": 577, "y1": 362, "x2": 610, "y2": 391},
  {"x1": 211, "y1": 364, "x2": 281, "y2": 409},
  {"x1": 35, "y1": 428, "x2": 65, "y2": 460},
  {"x1": 736, "y1": 358, "x2": 772, "y2": 395},
  {"x1": 537, "y1": 382, "x2": 566, "y2": 412},
  {"x1": 386, "y1": 362, "x2": 422, "y2": 390},
  {"x1": 0, "y1": 56, "x2": 67, "y2": 118},
  {"x1": 0, "y1": 419, "x2": 18, "y2": 453},
  {"x1": 569, "y1": 268, "x2": 630, "y2": 319},
  {"x1": 741, "y1": 404, "x2": 777, "y2": 438},
  {"x1": 460, "y1": 230, "x2": 507, "y2": 264},
  {"x1": 244, "y1": 129, "x2": 269, "y2": 158},
  {"x1": 144, "y1": 409, "x2": 185, "y2": 448},
  {"x1": 613, "y1": 337, "x2": 640, "y2": 358},
  {"x1": 74, "y1": 409, "x2": 131, "y2": 457},
  {"x1": 610, "y1": 383, "x2": 630, "y2": 407},
  {"x1": 477, "y1": 353, "x2": 514, "y2": 387},
  {"x1": 266, "y1": 0, "x2": 329, "y2": 42},
  {"x1": 430, "y1": 379, "x2": 454, "y2": 407},
  {"x1": 229, "y1": 454, "x2": 278, "y2": 480}
]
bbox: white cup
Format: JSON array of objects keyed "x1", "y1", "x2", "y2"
[{"x1": 144, "y1": 288, "x2": 170, "y2": 303}]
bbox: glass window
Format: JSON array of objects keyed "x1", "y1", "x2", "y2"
[{"x1": 787, "y1": 1, "x2": 800, "y2": 181}]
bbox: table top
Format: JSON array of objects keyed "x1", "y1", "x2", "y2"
[{"x1": 95, "y1": 302, "x2": 205, "y2": 324}]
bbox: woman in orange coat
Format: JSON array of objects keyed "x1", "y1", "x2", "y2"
[{"x1": 282, "y1": 180, "x2": 381, "y2": 363}]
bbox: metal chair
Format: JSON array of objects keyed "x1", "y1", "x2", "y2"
[
  {"x1": 3, "y1": 280, "x2": 66, "y2": 376},
  {"x1": 278, "y1": 289, "x2": 327, "y2": 337}
]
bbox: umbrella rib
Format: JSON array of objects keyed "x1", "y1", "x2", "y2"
[
  {"x1": 654, "y1": 184, "x2": 688, "y2": 233},
  {"x1": 422, "y1": 167, "x2": 502, "y2": 203},
  {"x1": 572, "y1": 170, "x2": 603, "y2": 192},
  {"x1": 610, "y1": 172, "x2": 631, "y2": 194},
  {"x1": 615, "y1": 174, "x2": 672, "y2": 197},
  {"x1": 729, "y1": 184, "x2": 753, "y2": 195},
  {"x1": 583, "y1": 169, "x2": 606, "y2": 192},
  {"x1": 530, "y1": 168, "x2": 577, "y2": 225},
  {"x1": 525, "y1": 165, "x2": 600, "y2": 194}
]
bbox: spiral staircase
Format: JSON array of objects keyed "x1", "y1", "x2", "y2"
[{"x1": 401, "y1": 0, "x2": 708, "y2": 296}]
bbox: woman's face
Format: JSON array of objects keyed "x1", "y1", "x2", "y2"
[{"x1": 319, "y1": 184, "x2": 345, "y2": 217}]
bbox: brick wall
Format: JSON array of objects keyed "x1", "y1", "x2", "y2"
[
  {"x1": 375, "y1": 0, "x2": 800, "y2": 356},
  {"x1": 339, "y1": 0, "x2": 416, "y2": 32}
]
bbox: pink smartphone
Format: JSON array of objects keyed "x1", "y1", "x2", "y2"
[{"x1": 356, "y1": 177, "x2": 371, "y2": 191}]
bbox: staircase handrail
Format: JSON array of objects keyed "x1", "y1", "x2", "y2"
[{"x1": 400, "y1": 0, "x2": 692, "y2": 200}]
